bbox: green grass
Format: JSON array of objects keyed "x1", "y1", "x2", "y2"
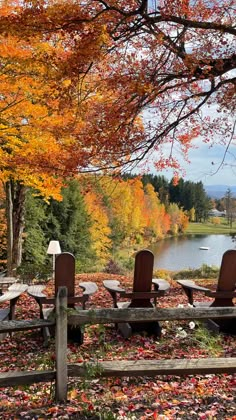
[{"x1": 186, "y1": 221, "x2": 236, "y2": 235}]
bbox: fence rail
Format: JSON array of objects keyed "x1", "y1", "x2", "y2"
[
  {"x1": 0, "y1": 286, "x2": 235, "y2": 402},
  {"x1": 68, "y1": 306, "x2": 236, "y2": 325}
]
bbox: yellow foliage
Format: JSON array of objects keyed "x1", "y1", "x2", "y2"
[{"x1": 84, "y1": 191, "x2": 111, "y2": 264}]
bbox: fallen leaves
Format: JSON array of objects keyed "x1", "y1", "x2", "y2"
[{"x1": 0, "y1": 274, "x2": 235, "y2": 418}]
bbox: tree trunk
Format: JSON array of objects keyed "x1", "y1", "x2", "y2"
[{"x1": 5, "y1": 181, "x2": 26, "y2": 276}]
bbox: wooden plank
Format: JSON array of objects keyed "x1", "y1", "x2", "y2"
[
  {"x1": 0, "y1": 370, "x2": 56, "y2": 387},
  {"x1": 55, "y1": 286, "x2": 68, "y2": 402},
  {"x1": 0, "y1": 319, "x2": 55, "y2": 333},
  {"x1": 68, "y1": 306, "x2": 236, "y2": 326},
  {"x1": 68, "y1": 357, "x2": 236, "y2": 378},
  {"x1": 79, "y1": 282, "x2": 98, "y2": 295}
]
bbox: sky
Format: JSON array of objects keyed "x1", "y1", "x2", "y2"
[
  {"x1": 141, "y1": 99, "x2": 236, "y2": 187},
  {"x1": 158, "y1": 141, "x2": 236, "y2": 187}
]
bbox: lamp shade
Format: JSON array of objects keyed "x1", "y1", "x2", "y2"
[{"x1": 47, "y1": 240, "x2": 61, "y2": 255}]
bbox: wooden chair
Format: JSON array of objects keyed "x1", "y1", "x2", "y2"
[
  {"x1": 177, "y1": 249, "x2": 236, "y2": 334},
  {"x1": 103, "y1": 249, "x2": 170, "y2": 338},
  {"x1": 28, "y1": 252, "x2": 97, "y2": 344},
  {"x1": 0, "y1": 283, "x2": 28, "y2": 340}
]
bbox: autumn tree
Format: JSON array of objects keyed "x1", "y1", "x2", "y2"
[
  {"x1": 168, "y1": 203, "x2": 187, "y2": 235},
  {"x1": 0, "y1": 4, "x2": 144, "y2": 274},
  {"x1": 84, "y1": 189, "x2": 112, "y2": 267},
  {"x1": 0, "y1": 184, "x2": 6, "y2": 270},
  {"x1": 2, "y1": 0, "x2": 234, "y2": 174},
  {"x1": 144, "y1": 183, "x2": 170, "y2": 239},
  {"x1": 1, "y1": 1, "x2": 234, "y2": 273}
]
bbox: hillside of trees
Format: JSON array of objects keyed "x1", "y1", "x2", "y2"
[{"x1": 0, "y1": 174, "x2": 215, "y2": 277}]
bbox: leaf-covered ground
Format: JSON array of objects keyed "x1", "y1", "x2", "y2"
[{"x1": 0, "y1": 274, "x2": 235, "y2": 419}]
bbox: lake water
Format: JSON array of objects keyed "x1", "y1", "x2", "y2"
[{"x1": 151, "y1": 234, "x2": 236, "y2": 271}]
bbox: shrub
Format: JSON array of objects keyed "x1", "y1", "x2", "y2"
[{"x1": 173, "y1": 264, "x2": 219, "y2": 279}]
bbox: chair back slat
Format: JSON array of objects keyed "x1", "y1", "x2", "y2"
[
  {"x1": 133, "y1": 249, "x2": 154, "y2": 293},
  {"x1": 217, "y1": 249, "x2": 236, "y2": 292},
  {"x1": 55, "y1": 252, "x2": 75, "y2": 297}
]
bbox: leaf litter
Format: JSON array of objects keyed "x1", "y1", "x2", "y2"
[{"x1": 0, "y1": 274, "x2": 235, "y2": 419}]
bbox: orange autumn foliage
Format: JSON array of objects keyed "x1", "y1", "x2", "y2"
[
  {"x1": 0, "y1": 0, "x2": 233, "y2": 177},
  {"x1": 82, "y1": 176, "x2": 186, "y2": 248}
]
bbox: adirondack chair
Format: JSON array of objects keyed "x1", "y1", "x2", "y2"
[
  {"x1": 0, "y1": 283, "x2": 28, "y2": 340},
  {"x1": 177, "y1": 249, "x2": 236, "y2": 334},
  {"x1": 103, "y1": 249, "x2": 170, "y2": 338},
  {"x1": 28, "y1": 252, "x2": 97, "y2": 344}
]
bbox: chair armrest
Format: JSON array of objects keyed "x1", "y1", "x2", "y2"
[
  {"x1": 27, "y1": 285, "x2": 47, "y2": 299},
  {"x1": 103, "y1": 280, "x2": 125, "y2": 294},
  {"x1": 8, "y1": 283, "x2": 28, "y2": 292},
  {"x1": 177, "y1": 280, "x2": 210, "y2": 305},
  {"x1": 0, "y1": 283, "x2": 28, "y2": 302},
  {"x1": 152, "y1": 279, "x2": 170, "y2": 292},
  {"x1": 103, "y1": 280, "x2": 126, "y2": 308},
  {"x1": 177, "y1": 280, "x2": 210, "y2": 292},
  {"x1": 0, "y1": 283, "x2": 28, "y2": 319},
  {"x1": 79, "y1": 282, "x2": 98, "y2": 295}
]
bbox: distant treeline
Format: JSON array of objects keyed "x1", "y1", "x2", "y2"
[
  {"x1": 0, "y1": 174, "x2": 212, "y2": 276},
  {"x1": 126, "y1": 174, "x2": 212, "y2": 222}
]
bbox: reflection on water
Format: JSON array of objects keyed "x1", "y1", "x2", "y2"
[{"x1": 151, "y1": 235, "x2": 236, "y2": 271}]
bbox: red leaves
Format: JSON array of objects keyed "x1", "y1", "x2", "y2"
[{"x1": 0, "y1": 274, "x2": 235, "y2": 418}]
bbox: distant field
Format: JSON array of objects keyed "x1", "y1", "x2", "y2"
[{"x1": 186, "y1": 221, "x2": 236, "y2": 235}]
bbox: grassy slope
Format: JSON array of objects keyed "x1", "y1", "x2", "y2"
[{"x1": 186, "y1": 221, "x2": 236, "y2": 235}]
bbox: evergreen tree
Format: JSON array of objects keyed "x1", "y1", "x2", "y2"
[
  {"x1": 19, "y1": 190, "x2": 50, "y2": 280},
  {"x1": 45, "y1": 180, "x2": 93, "y2": 271}
]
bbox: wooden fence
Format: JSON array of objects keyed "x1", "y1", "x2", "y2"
[{"x1": 0, "y1": 286, "x2": 236, "y2": 401}]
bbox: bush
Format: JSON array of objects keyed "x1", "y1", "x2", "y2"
[
  {"x1": 103, "y1": 259, "x2": 125, "y2": 275},
  {"x1": 173, "y1": 264, "x2": 219, "y2": 280},
  {"x1": 17, "y1": 261, "x2": 52, "y2": 283}
]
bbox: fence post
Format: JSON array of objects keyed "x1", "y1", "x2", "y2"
[{"x1": 55, "y1": 286, "x2": 68, "y2": 402}]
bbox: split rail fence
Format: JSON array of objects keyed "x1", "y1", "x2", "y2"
[{"x1": 0, "y1": 286, "x2": 236, "y2": 401}]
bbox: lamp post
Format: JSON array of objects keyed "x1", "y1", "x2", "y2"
[{"x1": 47, "y1": 240, "x2": 61, "y2": 280}]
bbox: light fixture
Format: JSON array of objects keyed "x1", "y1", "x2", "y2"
[{"x1": 47, "y1": 240, "x2": 61, "y2": 279}]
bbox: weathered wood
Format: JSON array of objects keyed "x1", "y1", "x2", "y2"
[
  {"x1": 0, "y1": 285, "x2": 28, "y2": 303},
  {"x1": 0, "y1": 287, "x2": 236, "y2": 396},
  {"x1": 68, "y1": 357, "x2": 236, "y2": 378},
  {"x1": 68, "y1": 306, "x2": 236, "y2": 326},
  {"x1": 79, "y1": 282, "x2": 98, "y2": 295},
  {"x1": 152, "y1": 279, "x2": 170, "y2": 292},
  {"x1": 27, "y1": 285, "x2": 47, "y2": 299},
  {"x1": 0, "y1": 319, "x2": 54, "y2": 333},
  {"x1": 0, "y1": 370, "x2": 56, "y2": 387},
  {"x1": 177, "y1": 280, "x2": 209, "y2": 292},
  {"x1": 55, "y1": 286, "x2": 68, "y2": 402}
]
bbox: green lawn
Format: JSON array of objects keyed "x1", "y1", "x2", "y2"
[{"x1": 186, "y1": 221, "x2": 236, "y2": 235}]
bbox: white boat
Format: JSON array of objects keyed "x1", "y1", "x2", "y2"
[{"x1": 199, "y1": 246, "x2": 210, "y2": 250}]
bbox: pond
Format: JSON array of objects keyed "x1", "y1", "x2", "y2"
[{"x1": 150, "y1": 234, "x2": 236, "y2": 271}]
